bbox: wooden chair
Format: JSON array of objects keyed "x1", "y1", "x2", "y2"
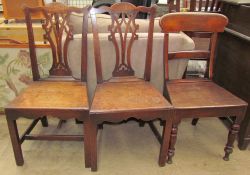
[
  {"x1": 168, "y1": 0, "x2": 223, "y2": 109},
  {"x1": 4, "y1": 2, "x2": 91, "y2": 167},
  {"x1": 88, "y1": 2, "x2": 173, "y2": 171},
  {"x1": 159, "y1": 12, "x2": 248, "y2": 164},
  {"x1": 168, "y1": 0, "x2": 222, "y2": 12}
]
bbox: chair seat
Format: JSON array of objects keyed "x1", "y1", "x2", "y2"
[
  {"x1": 167, "y1": 80, "x2": 247, "y2": 109},
  {"x1": 6, "y1": 81, "x2": 89, "y2": 110},
  {"x1": 90, "y1": 81, "x2": 172, "y2": 114}
]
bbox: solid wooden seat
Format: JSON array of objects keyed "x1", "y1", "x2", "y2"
[
  {"x1": 6, "y1": 81, "x2": 88, "y2": 110},
  {"x1": 88, "y1": 3, "x2": 173, "y2": 171},
  {"x1": 91, "y1": 81, "x2": 171, "y2": 113},
  {"x1": 167, "y1": 80, "x2": 247, "y2": 110},
  {"x1": 4, "y1": 3, "x2": 91, "y2": 168},
  {"x1": 159, "y1": 12, "x2": 248, "y2": 164}
]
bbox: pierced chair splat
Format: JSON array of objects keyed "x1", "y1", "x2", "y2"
[
  {"x1": 88, "y1": 2, "x2": 173, "y2": 171},
  {"x1": 4, "y1": 2, "x2": 91, "y2": 168}
]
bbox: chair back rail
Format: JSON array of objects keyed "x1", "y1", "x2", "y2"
[
  {"x1": 90, "y1": 2, "x2": 156, "y2": 84},
  {"x1": 190, "y1": 0, "x2": 222, "y2": 12},
  {"x1": 24, "y1": 2, "x2": 89, "y2": 81},
  {"x1": 159, "y1": 12, "x2": 228, "y2": 80},
  {"x1": 168, "y1": 0, "x2": 222, "y2": 12}
]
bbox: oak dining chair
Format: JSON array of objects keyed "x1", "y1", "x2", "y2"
[
  {"x1": 4, "y1": 2, "x2": 91, "y2": 168},
  {"x1": 88, "y1": 2, "x2": 173, "y2": 171},
  {"x1": 159, "y1": 12, "x2": 248, "y2": 164},
  {"x1": 167, "y1": 1, "x2": 229, "y2": 125}
]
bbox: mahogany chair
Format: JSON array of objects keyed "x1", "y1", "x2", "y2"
[
  {"x1": 4, "y1": 2, "x2": 91, "y2": 167},
  {"x1": 88, "y1": 2, "x2": 173, "y2": 171},
  {"x1": 168, "y1": 1, "x2": 223, "y2": 116},
  {"x1": 159, "y1": 12, "x2": 248, "y2": 164}
]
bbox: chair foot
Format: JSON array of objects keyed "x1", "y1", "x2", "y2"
[
  {"x1": 139, "y1": 121, "x2": 145, "y2": 127},
  {"x1": 6, "y1": 118, "x2": 24, "y2": 166},
  {"x1": 223, "y1": 155, "x2": 230, "y2": 161},
  {"x1": 167, "y1": 158, "x2": 173, "y2": 164},
  {"x1": 223, "y1": 116, "x2": 241, "y2": 161},
  {"x1": 191, "y1": 118, "x2": 199, "y2": 126},
  {"x1": 167, "y1": 149, "x2": 174, "y2": 164},
  {"x1": 167, "y1": 123, "x2": 179, "y2": 164},
  {"x1": 91, "y1": 167, "x2": 97, "y2": 172},
  {"x1": 98, "y1": 124, "x2": 103, "y2": 130},
  {"x1": 238, "y1": 140, "x2": 249, "y2": 150},
  {"x1": 41, "y1": 116, "x2": 48, "y2": 127}
]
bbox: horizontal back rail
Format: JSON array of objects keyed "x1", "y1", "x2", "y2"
[
  {"x1": 159, "y1": 12, "x2": 228, "y2": 33},
  {"x1": 160, "y1": 13, "x2": 228, "y2": 80},
  {"x1": 169, "y1": 50, "x2": 210, "y2": 60}
]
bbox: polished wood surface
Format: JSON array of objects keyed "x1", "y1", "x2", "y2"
[
  {"x1": 91, "y1": 81, "x2": 171, "y2": 113},
  {"x1": 160, "y1": 12, "x2": 248, "y2": 164},
  {"x1": 4, "y1": 2, "x2": 91, "y2": 168},
  {"x1": 167, "y1": 80, "x2": 246, "y2": 109},
  {"x1": 6, "y1": 81, "x2": 88, "y2": 110},
  {"x1": 89, "y1": 3, "x2": 172, "y2": 171}
]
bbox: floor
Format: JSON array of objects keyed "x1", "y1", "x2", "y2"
[{"x1": 0, "y1": 115, "x2": 249, "y2": 175}]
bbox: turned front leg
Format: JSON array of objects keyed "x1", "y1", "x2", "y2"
[
  {"x1": 223, "y1": 108, "x2": 246, "y2": 161},
  {"x1": 167, "y1": 122, "x2": 179, "y2": 164},
  {"x1": 223, "y1": 117, "x2": 241, "y2": 161}
]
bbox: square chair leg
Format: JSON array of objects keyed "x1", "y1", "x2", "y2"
[
  {"x1": 6, "y1": 118, "x2": 24, "y2": 166},
  {"x1": 158, "y1": 117, "x2": 172, "y2": 166}
]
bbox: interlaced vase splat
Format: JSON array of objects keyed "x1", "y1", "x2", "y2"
[
  {"x1": 42, "y1": 4, "x2": 73, "y2": 76},
  {"x1": 90, "y1": 3, "x2": 155, "y2": 83},
  {"x1": 108, "y1": 10, "x2": 139, "y2": 77}
]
